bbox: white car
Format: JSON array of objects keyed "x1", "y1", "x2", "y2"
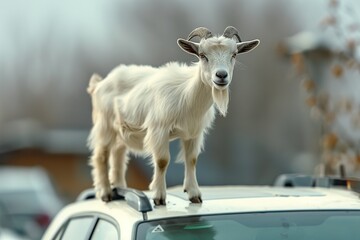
[
  {"x1": 42, "y1": 175, "x2": 360, "y2": 240},
  {"x1": 0, "y1": 167, "x2": 64, "y2": 239}
]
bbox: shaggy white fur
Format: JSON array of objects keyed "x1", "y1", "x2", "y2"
[{"x1": 88, "y1": 27, "x2": 259, "y2": 205}]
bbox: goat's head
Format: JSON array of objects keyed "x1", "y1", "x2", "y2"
[{"x1": 177, "y1": 26, "x2": 260, "y2": 90}]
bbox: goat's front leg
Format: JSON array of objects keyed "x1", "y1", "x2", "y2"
[
  {"x1": 181, "y1": 136, "x2": 204, "y2": 203},
  {"x1": 145, "y1": 128, "x2": 170, "y2": 206}
]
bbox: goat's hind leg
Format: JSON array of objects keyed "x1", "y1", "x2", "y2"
[
  {"x1": 109, "y1": 141, "x2": 128, "y2": 189},
  {"x1": 90, "y1": 145, "x2": 112, "y2": 202},
  {"x1": 110, "y1": 101, "x2": 130, "y2": 189}
]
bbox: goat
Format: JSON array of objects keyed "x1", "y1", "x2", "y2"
[{"x1": 88, "y1": 26, "x2": 259, "y2": 205}]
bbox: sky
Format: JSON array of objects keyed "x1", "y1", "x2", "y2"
[{"x1": 2, "y1": 0, "x2": 360, "y2": 182}]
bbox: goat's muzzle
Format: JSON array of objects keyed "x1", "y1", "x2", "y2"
[{"x1": 213, "y1": 70, "x2": 229, "y2": 89}]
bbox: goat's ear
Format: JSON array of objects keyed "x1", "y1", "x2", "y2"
[
  {"x1": 177, "y1": 38, "x2": 199, "y2": 56},
  {"x1": 237, "y1": 39, "x2": 260, "y2": 54}
]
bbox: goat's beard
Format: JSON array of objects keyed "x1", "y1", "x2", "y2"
[{"x1": 212, "y1": 87, "x2": 229, "y2": 117}]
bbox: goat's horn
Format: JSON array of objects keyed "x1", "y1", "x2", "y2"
[
  {"x1": 188, "y1": 27, "x2": 213, "y2": 41},
  {"x1": 223, "y1": 26, "x2": 242, "y2": 42}
]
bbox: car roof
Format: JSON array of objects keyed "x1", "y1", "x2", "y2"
[
  {"x1": 42, "y1": 184, "x2": 360, "y2": 240},
  {"x1": 63, "y1": 185, "x2": 360, "y2": 222},
  {"x1": 149, "y1": 186, "x2": 360, "y2": 219}
]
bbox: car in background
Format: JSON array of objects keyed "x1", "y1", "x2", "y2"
[
  {"x1": 0, "y1": 202, "x2": 29, "y2": 240},
  {"x1": 43, "y1": 174, "x2": 360, "y2": 240},
  {"x1": 0, "y1": 228, "x2": 29, "y2": 240},
  {"x1": 0, "y1": 167, "x2": 64, "y2": 240}
]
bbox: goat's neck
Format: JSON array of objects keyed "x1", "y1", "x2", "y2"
[{"x1": 184, "y1": 65, "x2": 213, "y2": 113}]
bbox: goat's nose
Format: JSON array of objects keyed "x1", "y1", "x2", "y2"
[{"x1": 216, "y1": 70, "x2": 228, "y2": 79}]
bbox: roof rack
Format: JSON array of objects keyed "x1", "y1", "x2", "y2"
[
  {"x1": 275, "y1": 174, "x2": 360, "y2": 193},
  {"x1": 77, "y1": 188, "x2": 153, "y2": 220}
]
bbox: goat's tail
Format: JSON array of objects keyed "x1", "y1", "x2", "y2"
[{"x1": 87, "y1": 73, "x2": 103, "y2": 94}]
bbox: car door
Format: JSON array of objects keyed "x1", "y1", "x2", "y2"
[{"x1": 53, "y1": 214, "x2": 120, "y2": 240}]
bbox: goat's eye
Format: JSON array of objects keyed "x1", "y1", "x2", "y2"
[
  {"x1": 199, "y1": 53, "x2": 208, "y2": 61},
  {"x1": 232, "y1": 53, "x2": 237, "y2": 59}
]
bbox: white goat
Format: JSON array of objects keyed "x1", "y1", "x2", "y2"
[{"x1": 88, "y1": 26, "x2": 259, "y2": 205}]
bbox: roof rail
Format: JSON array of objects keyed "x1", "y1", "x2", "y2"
[
  {"x1": 274, "y1": 174, "x2": 314, "y2": 187},
  {"x1": 274, "y1": 174, "x2": 360, "y2": 193},
  {"x1": 77, "y1": 188, "x2": 153, "y2": 220}
]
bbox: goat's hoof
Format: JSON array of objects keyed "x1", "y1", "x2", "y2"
[
  {"x1": 189, "y1": 196, "x2": 203, "y2": 204},
  {"x1": 153, "y1": 198, "x2": 166, "y2": 206},
  {"x1": 100, "y1": 192, "x2": 113, "y2": 202},
  {"x1": 96, "y1": 188, "x2": 113, "y2": 202},
  {"x1": 101, "y1": 194, "x2": 112, "y2": 202}
]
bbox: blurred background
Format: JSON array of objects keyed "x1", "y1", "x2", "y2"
[{"x1": 1, "y1": 0, "x2": 360, "y2": 239}]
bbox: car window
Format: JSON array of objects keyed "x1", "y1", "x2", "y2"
[
  {"x1": 54, "y1": 227, "x2": 64, "y2": 240},
  {"x1": 137, "y1": 210, "x2": 360, "y2": 240},
  {"x1": 91, "y1": 219, "x2": 119, "y2": 240},
  {"x1": 60, "y1": 217, "x2": 94, "y2": 240}
]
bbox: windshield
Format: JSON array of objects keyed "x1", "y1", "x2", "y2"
[{"x1": 136, "y1": 210, "x2": 360, "y2": 240}]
